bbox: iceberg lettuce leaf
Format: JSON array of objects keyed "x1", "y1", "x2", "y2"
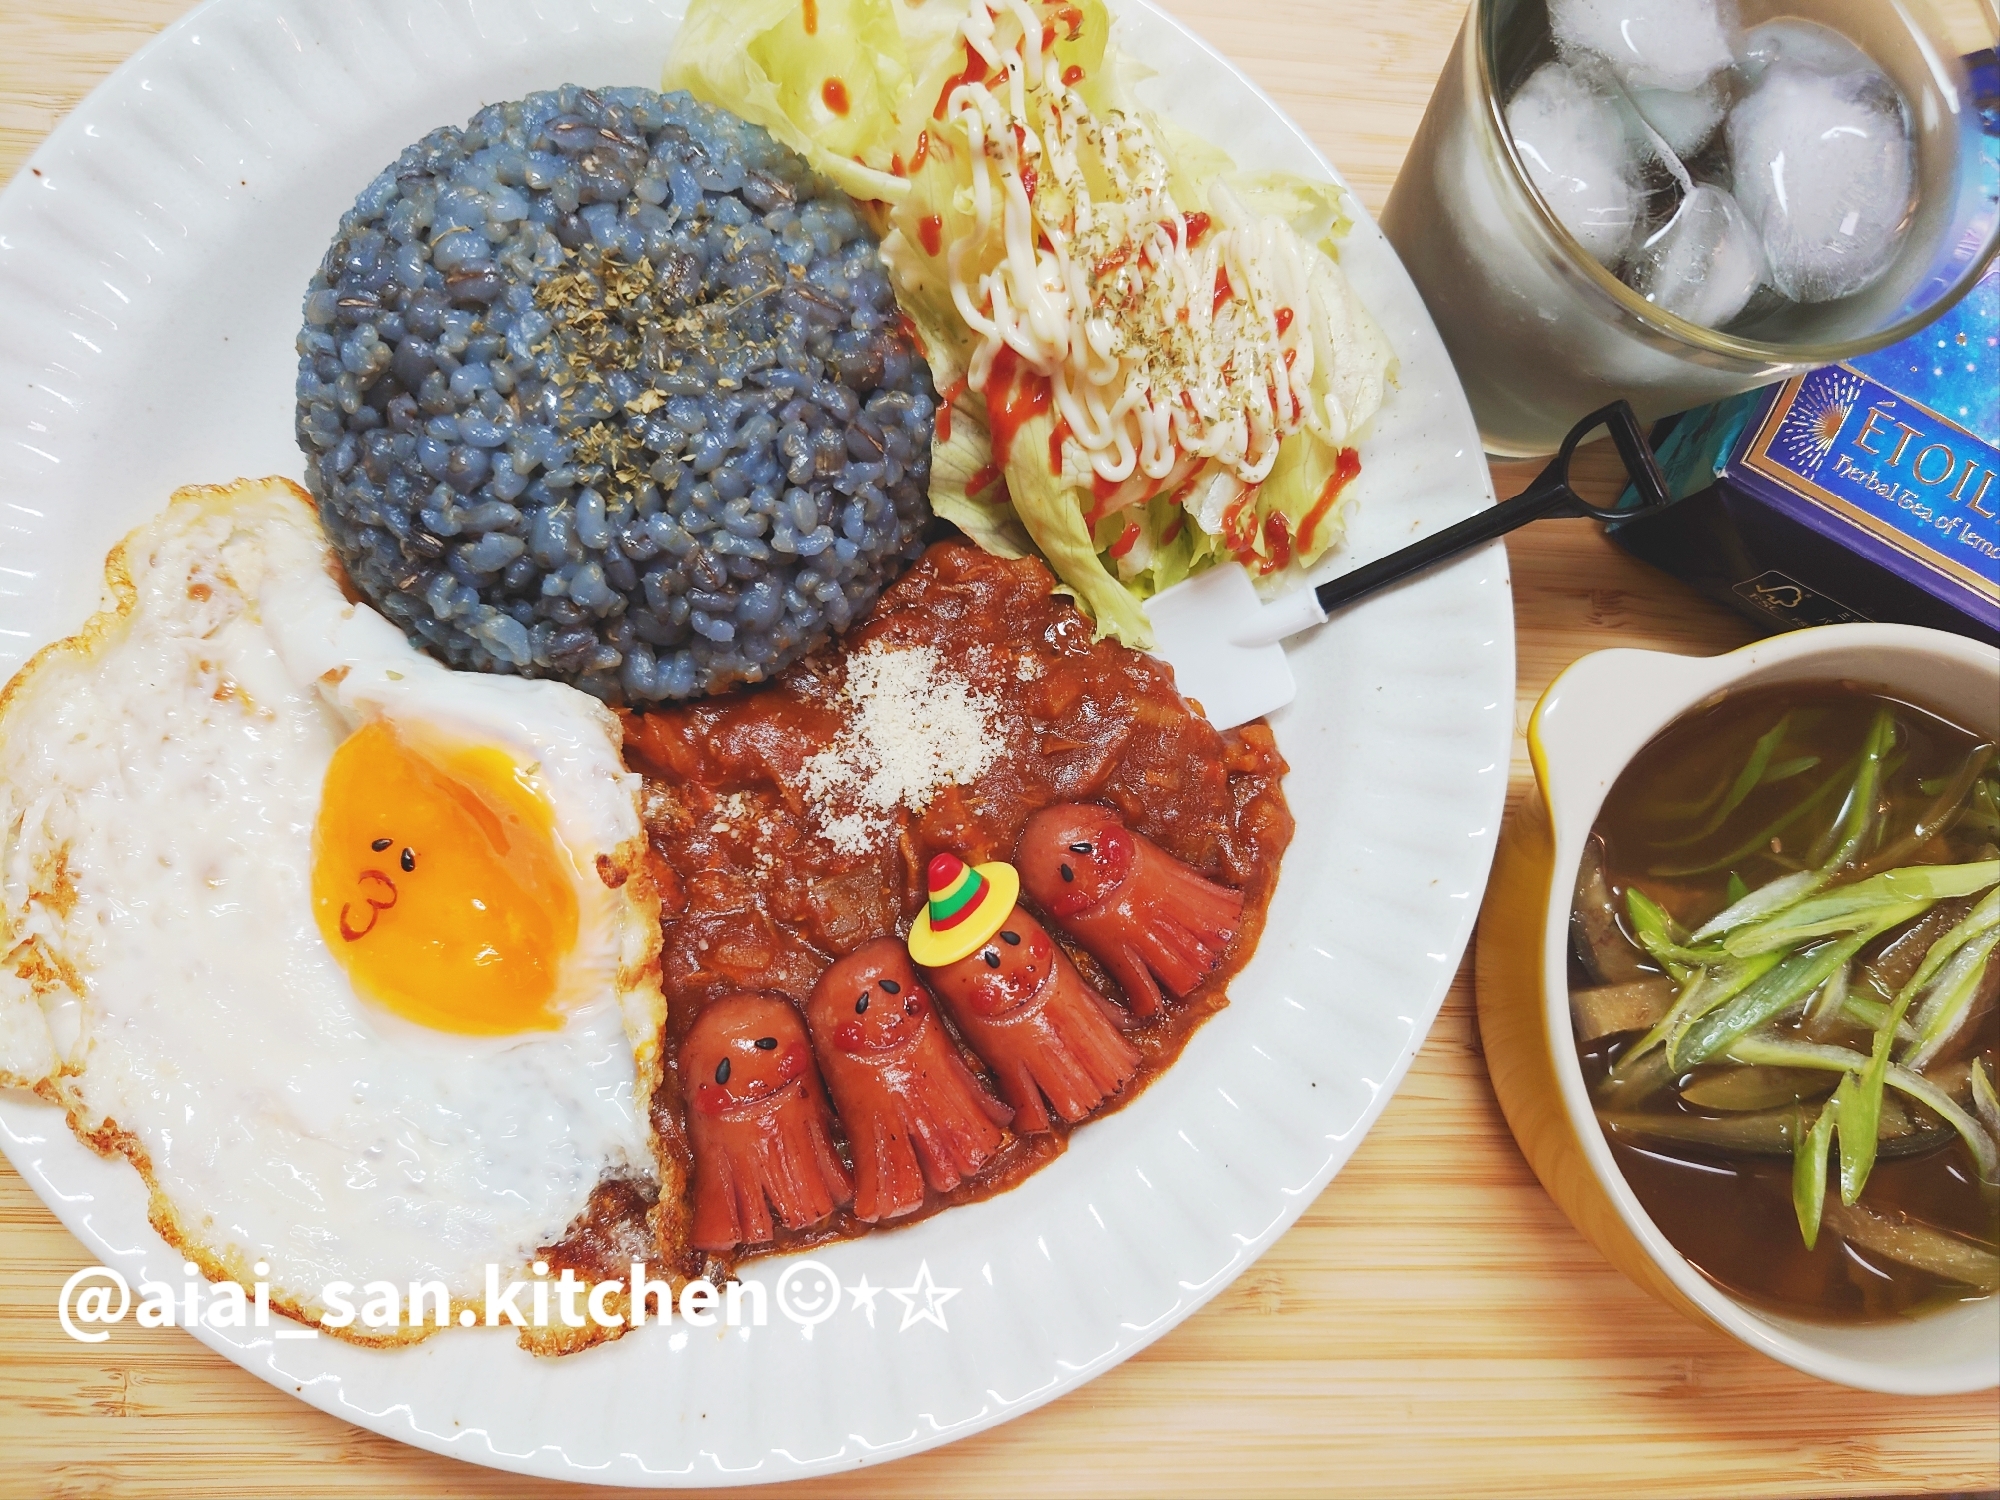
[
  {"x1": 665, "y1": 0, "x2": 912, "y2": 202},
  {"x1": 930, "y1": 402, "x2": 1031, "y2": 558},
  {"x1": 1004, "y1": 412, "x2": 1155, "y2": 647}
]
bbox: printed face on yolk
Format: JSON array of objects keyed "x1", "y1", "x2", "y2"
[{"x1": 311, "y1": 719, "x2": 579, "y2": 1034}]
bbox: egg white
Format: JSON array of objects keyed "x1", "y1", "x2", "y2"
[{"x1": 0, "y1": 478, "x2": 666, "y2": 1341}]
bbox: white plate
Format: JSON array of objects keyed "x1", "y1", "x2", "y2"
[{"x1": 0, "y1": 0, "x2": 1511, "y2": 1485}]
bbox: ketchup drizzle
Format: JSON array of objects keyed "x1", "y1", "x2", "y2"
[
  {"x1": 1298, "y1": 447, "x2": 1362, "y2": 554},
  {"x1": 981, "y1": 345, "x2": 1050, "y2": 468}
]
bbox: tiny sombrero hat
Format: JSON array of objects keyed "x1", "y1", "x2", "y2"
[{"x1": 908, "y1": 851, "x2": 1020, "y2": 968}]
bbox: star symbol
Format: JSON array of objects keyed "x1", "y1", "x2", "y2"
[
  {"x1": 847, "y1": 1275, "x2": 882, "y2": 1328},
  {"x1": 887, "y1": 1260, "x2": 959, "y2": 1333}
]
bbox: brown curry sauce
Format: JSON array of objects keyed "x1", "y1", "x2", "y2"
[{"x1": 615, "y1": 540, "x2": 1292, "y2": 1279}]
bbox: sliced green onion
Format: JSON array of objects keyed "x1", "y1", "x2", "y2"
[
  {"x1": 1793, "y1": 1084, "x2": 1843, "y2": 1250},
  {"x1": 1678, "y1": 924, "x2": 1908, "y2": 1068},
  {"x1": 1624, "y1": 886, "x2": 1724, "y2": 974},
  {"x1": 1844, "y1": 890, "x2": 2000, "y2": 1195},
  {"x1": 1973, "y1": 1059, "x2": 2000, "y2": 1143},
  {"x1": 1722, "y1": 863, "x2": 1996, "y2": 957},
  {"x1": 1656, "y1": 715, "x2": 1791, "y2": 848},
  {"x1": 1651, "y1": 755, "x2": 1858, "y2": 879},
  {"x1": 1896, "y1": 887, "x2": 2000, "y2": 1009},
  {"x1": 1690, "y1": 868, "x2": 1821, "y2": 944},
  {"x1": 1818, "y1": 706, "x2": 1897, "y2": 871},
  {"x1": 1616, "y1": 956, "x2": 1792, "y2": 1072},
  {"x1": 1839, "y1": 991, "x2": 1918, "y2": 1041},
  {"x1": 1903, "y1": 927, "x2": 2000, "y2": 1072},
  {"x1": 1803, "y1": 959, "x2": 1852, "y2": 1038},
  {"x1": 1762, "y1": 755, "x2": 1821, "y2": 786},
  {"x1": 1666, "y1": 962, "x2": 1782, "y2": 1059},
  {"x1": 1842, "y1": 744, "x2": 1998, "y2": 883},
  {"x1": 1618, "y1": 953, "x2": 1783, "y2": 1074},
  {"x1": 1727, "y1": 1035, "x2": 2000, "y2": 1184}
]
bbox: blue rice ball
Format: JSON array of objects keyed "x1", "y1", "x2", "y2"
[{"x1": 294, "y1": 85, "x2": 935, "y2": 702}]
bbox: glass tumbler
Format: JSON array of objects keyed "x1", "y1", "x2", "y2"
[{"x1": 1380, "y1": 0, "x2": 2000, "y2": 458}]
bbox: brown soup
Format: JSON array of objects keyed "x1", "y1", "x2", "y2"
[{"x1": 1573, "y1": 681, "x2": 1999, "y2": 1322}]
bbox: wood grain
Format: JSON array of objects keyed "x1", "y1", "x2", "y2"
[{"x1": 2, "y1": 2, "x2": 1997, "y2": 1497}]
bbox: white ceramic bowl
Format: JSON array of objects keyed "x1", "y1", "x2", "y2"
[{"x1": 1477, "y1": 623, "x2": 2000, "y2": 1395}]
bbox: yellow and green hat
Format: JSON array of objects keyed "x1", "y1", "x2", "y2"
[{"x1": 907, "y1": 851, "x2": 1020, "y2": 968}]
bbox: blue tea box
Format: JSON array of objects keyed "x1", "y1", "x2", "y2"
[{"x1": 1610, "y1": 59, "x2": 2000, "y2": 648}]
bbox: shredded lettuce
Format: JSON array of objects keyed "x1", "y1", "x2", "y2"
[{"x1": 665, "y1": 0, "x2": 1396, "y2": 646}]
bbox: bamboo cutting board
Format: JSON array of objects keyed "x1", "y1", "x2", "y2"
[{"x1": 2, "y1": 2, "x2": 1997, "y2": 1496}]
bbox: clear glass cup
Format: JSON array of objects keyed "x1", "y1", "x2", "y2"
[{"x1": 1380, "y1": 0, "x2": 2000, "y2": 458}]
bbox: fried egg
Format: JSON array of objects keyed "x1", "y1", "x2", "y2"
[{"x1": 0, "y1": 478, "x2": 666, "y2": 1343}]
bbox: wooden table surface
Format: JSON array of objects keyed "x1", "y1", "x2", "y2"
[{"x1": 3, "y1": 2, "x2": 1997, "y2": 1496}]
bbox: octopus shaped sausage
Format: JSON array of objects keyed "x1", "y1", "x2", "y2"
[
  {"x1": 1016, "y1": 804, "x2": 1244, "y2": 1018},
  {"x1": 680, "y1": 993, "x2": 853, "y2": 1252},
  {"x1": 921, "y1": 908, "x2": 1140, "y2": 1134},
  {"x1": 804, "y1": 939, "x2": 1012, "y2": 1222}
]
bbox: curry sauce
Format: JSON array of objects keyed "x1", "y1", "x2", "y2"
[{"x1": 622, "y1": 541, "x2": 1292, "y2": 1275}]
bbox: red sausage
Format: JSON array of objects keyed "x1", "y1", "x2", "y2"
[
  {"x1": 920, "y1": 907, "x2": 1139, "y2": 1133},
  {"x1": 680, "y1": 993, "x2": 852, "y2": 1252},
  {"x1": 805, "y1": 938, "x2": 1012, "y2": 1223},
  {"x1": 1016, "y1": 803, "x2": 1243, "y2": 1017}
]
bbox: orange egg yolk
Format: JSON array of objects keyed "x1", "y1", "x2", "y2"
[{"x1": 311, "y1": 719, "x2": 579, "y2": 1034}]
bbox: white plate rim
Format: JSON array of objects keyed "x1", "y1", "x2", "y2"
[{"x1": 0, "y1": 0, "x2": 1513, "y2": 1484}]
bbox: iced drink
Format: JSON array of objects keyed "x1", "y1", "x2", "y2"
[{"x1": 1381, "y1": 0, "x2": 1997, "y2": 457}]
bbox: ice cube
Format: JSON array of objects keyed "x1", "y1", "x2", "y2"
[
  {"x1": 1737, "y1": 18, "x2": 1873, "y2": 84},
  {"x1": 1506, "y1": 62, "x2": 1641, "y2": 266},
  {"x1": 1548, "y1": 0, "x2": 1738, "y2": 93},
  {"x1": 1627, "y1": 183, "x2": 1768, "y2": 327},
  {"x1": 1726, "y1": 60, "x2": 1914, "y2": 302},
  {"x1": 1629, "y1": 80, "x2": 1727, "y2": 158}
]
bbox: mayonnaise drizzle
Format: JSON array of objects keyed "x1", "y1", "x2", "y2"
[{"x1": 942, "y1": 0, "x2": 1339, "y2": 497}]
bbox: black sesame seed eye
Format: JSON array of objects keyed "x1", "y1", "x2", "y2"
[
  {"x1": 1001, "y1": 930, "x2": 1020, "y2": 945},
  {"x1": 400, "y1": 847, "x2": 416, "y2": 872},
  {"x1": 983, "y1": 949, "x2": 1001, "y2": 968},
  {"x1": 714, "y1": 1057, "x2": 730, "y2": 1085},
  {"x1": 879, "y1": 978, "x2": 900, "y2": 994},
  {"x1": 906, "y1": 998, "x2": 917, "y2": 1014},
  {"x1": 1069, "y1": 842, "x2": 1093, "y2": 855},
  {"x1": 855, "y1": 992, "x2": 870, "y2": 1014},
  {"x1": 755, "y1": 1035, "x2": 777, "y2": 1050},
  {"x1": 371, "y1": 837, "x2": 393, "y2": 852},
  {"x1": 1059, "y1": 863, "x2": 1074, "y2": 882}
]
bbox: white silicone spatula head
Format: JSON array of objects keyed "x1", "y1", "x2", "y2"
[
  {"x1": 1140, "y1": 403, "x2": 1671, "y2": 733},
  {"x1": 1141, "y1": 563, "x2": 1327, "y2": 732}
]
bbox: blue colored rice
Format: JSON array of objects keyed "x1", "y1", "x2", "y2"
[{"x1": 294, "y1": 86, "x2": 935, "y2": 702}]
